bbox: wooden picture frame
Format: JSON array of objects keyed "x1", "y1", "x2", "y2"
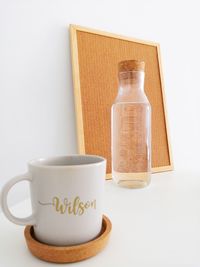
[{"x1": 70, "y1": 24, "x2": 173, "y2": 179}]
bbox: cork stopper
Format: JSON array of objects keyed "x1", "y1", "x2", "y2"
[{"x1": 118, "y1": 60, "x2": 145, "y2": 73}]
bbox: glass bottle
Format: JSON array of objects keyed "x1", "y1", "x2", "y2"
[{"x1": 111, "y1": 60, "x2": 151, "y2": 188}]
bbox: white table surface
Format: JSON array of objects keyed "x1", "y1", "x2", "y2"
[{"x1": 1, "y1": 170, "x2": 200, "y2": 267}]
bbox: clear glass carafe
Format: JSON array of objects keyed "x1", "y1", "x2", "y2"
[{"x1": 111, "y1": 60, "x2": 151, "y2": 188}]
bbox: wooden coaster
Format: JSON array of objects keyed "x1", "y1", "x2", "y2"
[{"x1": 24, "y1": 215, "x2": 112, "y2": 263}]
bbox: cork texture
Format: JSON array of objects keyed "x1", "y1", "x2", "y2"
[
  {"x1": 24, "y1": 215, "x2": 112, "y2": 263},
  {"x1": 75, "y1": 30, "x2": 170, "y2": 174}
]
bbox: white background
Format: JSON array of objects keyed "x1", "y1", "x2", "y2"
[{"x1": 1, "y1": 0, "x2": 200, "y2": 205}]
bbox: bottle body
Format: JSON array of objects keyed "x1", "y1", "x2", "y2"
[{"x1": 111, "y1": 61, "x2": 151, "y2": 188}]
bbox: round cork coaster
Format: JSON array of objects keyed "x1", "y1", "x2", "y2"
[{"x1": 24, "y1": 215, "x2": 112, "y2": 263}]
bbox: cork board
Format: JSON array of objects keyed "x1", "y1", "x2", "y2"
[{"x1": 70, "y1": 25, "x2": 173, "y2": 178}]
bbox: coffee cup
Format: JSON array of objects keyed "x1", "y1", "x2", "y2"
[{"x1": 1, "y1": 155, "x2": 106, "y2": 246}]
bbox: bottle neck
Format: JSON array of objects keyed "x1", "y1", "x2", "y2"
[
  {"x1": 118, "y1": 71, "x2": 144, "y2": 92},
  {"x1": 115, "y1": 71, "x2": 146, "y2": 103}
]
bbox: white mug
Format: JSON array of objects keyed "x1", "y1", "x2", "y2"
[{"x1": 1, "y1": 155, "x2": 106, "y2": 246}]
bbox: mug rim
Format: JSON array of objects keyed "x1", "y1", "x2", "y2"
[{"x1": 28, "y1": 154, "x2": 106, "y2": 169}]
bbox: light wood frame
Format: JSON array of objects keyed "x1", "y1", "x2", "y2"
[{"x1": 70, "y1": 24, "x2": 173, "y2": 179}]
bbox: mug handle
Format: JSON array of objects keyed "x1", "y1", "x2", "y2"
[{"x1": 1, "y1": 173, "x2": 36, "y2": 226}]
